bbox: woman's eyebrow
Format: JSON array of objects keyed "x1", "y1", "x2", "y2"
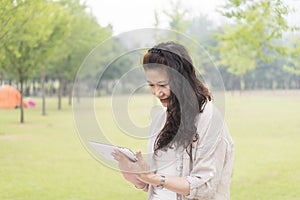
[{"x1": 147, "y1": 80, "x2": 168, "y2": 84}]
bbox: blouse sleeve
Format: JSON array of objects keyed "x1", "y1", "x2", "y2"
[{"x1": 184, "y1": 103, "x2": 234, "y2": 199}]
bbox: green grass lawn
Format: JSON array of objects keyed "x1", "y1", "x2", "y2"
[{"x1": 0, "y1": 93, "x2": 299, "y2": 199}]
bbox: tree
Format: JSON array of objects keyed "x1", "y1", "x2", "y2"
[
  {"x1": 283, "y1": 35, "x2": 300, "y2": 88},
  {"x1": 187, "y1": 15, "x2": 223, "y2": 67},
  {"x1": 284, "y1": 36, "x2": 300, "y2": 75},
  {"x1": 38, "y1": 2, "x2": 72, "y2": 116},
  {"x1": 164, "y1": 0, "x2": 190, "y2": 33},
  {"x1": 1, "y1": 0, "x2": 71, "y2": 122},
  {"x1": 187, "y1": 15, "x2": 219, "y2": 47},
  {"x1": 214, "y1": 0, "x2": 295, "y2": 90},
  {"x1": 48, "y1": 1, "x2": 112, "y2": 109},
  {"x1": 154, "y1": 0, "x2": 190, "y2": 42}
]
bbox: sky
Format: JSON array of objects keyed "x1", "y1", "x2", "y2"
[
  {"x1": 85, "y1": 0, "x2": 300, "y2": 35},
  {"x1": 85, "y1": 0, "x2": 225, "y2": 34}
]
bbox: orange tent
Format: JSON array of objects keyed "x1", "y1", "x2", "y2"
[{"x1": 0, "y1": 85, "x2": 27, "y2": 109}]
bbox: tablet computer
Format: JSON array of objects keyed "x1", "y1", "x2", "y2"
[{"x1": 89, "y1": 141, "x2": 138, "y2": 162}]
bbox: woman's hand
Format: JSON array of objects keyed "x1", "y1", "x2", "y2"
[
  {"x1": 112, "y1": 149, "x2": 150, "y2": 188},
  {"x1": 134, "y1": 151, "x2": 153, "y2": 183}
]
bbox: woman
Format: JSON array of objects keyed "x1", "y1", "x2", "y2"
[{"x1": 112, "y1": 41, "x2": 234, "y2": 200}]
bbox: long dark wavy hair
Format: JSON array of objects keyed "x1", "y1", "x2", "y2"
[{"x1": 143, "y1": 41, "x2": 212, "y2": 154}]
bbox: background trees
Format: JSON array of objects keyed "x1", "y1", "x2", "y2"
[
  {"x1": 284, "y1": 35, "x2": 300, "y2": 87},
  {"x1": 154, "y1": 0, "x2": 299, "y2": 91},
  {"x1": 46, "y1": 1, "x2": 111, "y2": 111},
  {"x1": 0, "y1": 0, "x2": 72, "y2": 122},
  {"x1": 0, "y1": 0, "x2": 112, "y2": 122},
  {"x1": 0, "y1": 0, "x2": 299, "y2": 123},
  {"x1": 213, "y1": 0, "x2": 295, "y2": 91}
]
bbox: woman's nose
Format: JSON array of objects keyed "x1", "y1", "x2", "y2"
[{"x1": 154, "y1": 87, "x2": 163, "y2": 97}]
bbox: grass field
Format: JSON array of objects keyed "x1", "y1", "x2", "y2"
[{"x1": 0, "y1": 92, "x2": 300, "y2": 200}]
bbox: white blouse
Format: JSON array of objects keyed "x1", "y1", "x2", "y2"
[
  {"x1": 151, "y1": 147, "x2": 179, "y2": 200},
  {"x1": 147, "y1": 102, "x2": 234, "y2": 200}
]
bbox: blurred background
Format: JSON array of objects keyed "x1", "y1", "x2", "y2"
[{"x1": 0, "y1": 0, "x2": 299, "y2": 199}]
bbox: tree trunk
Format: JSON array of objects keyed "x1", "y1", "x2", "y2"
[
  {"x1": 20, "y1": 79, "x2": 24, "y2": 123},
  {"x1": 58, "y1": 78, "x2": 62, "y2": 110},
  {"x1": 0, "y1": 71, "x2": 3, "y2": 85},
  {"x1": 68, "y1": 81, "x2": 72, "y2": 106},
  {"x1": 41, "y1": 70, "x2": 46, "y2": 116},
  {"x1": 239, "y1": 75, "x2": 245, "y2": 95},
  {"x1": 33, "y1": 79, "x2": 36, "y2": 96},
  {"x1": 75, "y1": 80, "x2": 80, "y2": 103}
]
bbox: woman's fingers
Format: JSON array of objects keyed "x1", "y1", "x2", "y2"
[
  {"x1": 135, "y1": 151, "x2": 150, "y2": 173},
  {"x1": 111, "y1": 151, "x2": 118, "y2": 161},
  {"x1": 136, "y1": 150, "x2": 143, "y2": 161},
  {"x1": 112, "y1": 149, "x2": 127, "y2": 161},
  {"x1": 113, "y1": 149, "x2": 150, "y2": 174},
  {"x1": 112, "y1": 149, "x2": 137, "y2": 173}
]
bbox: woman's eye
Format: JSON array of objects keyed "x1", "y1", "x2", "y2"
[{"x1": 148, "y1": 84, "x2": 168, "y2": 88}]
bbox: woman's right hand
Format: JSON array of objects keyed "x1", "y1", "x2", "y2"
[
  {"x1": 112, "y1": 149, "x2": 148, "y2": 189},
  {"x1": 121, "y1": 171, "x2": 146, "y2": 188}
]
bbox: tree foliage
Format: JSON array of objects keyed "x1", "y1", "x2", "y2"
[
  {"x1": 0, "y1": 0, "x2": 113, "y2": 122},
  {"x1": 48, "y1": 1, "x2": 112, "y2": 109},
  {"x1": 0, "y1": 0, "x2": 72, "y2": 122},
  {"x1": 283, "y1": 35, "x2": 300, "y2": 76},
  {"x1": 214, "y1": 0, "x2": 295, "y2": 79},
  {"x1": 155, "y1": 0, "x2": 190, "y2": 42}
]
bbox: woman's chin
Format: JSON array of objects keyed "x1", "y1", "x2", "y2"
[{"x1": 161, "y1": 102, "x2": 168, "y2": 107}]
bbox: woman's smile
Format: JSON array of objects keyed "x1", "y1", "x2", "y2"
[{"x1": 159, "y1": 98, "x2": 168, "y2": 104}]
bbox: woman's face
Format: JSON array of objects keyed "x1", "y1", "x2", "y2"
[{"x1": 145, "y1": 68, "x2": 171, "y2": 107}]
